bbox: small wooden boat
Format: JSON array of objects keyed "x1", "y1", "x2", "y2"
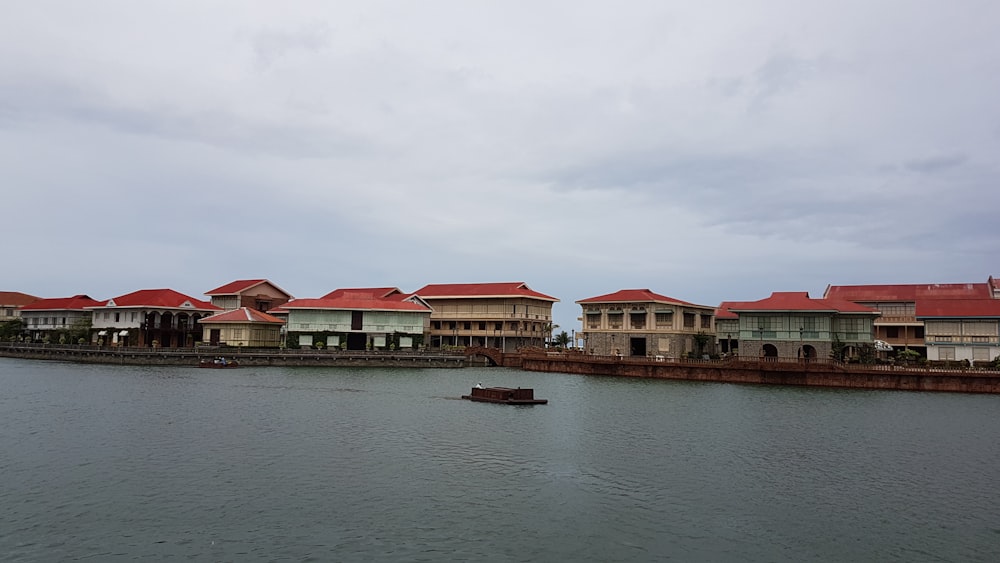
[
  {"x1": 461, "y1": 386, "x2": 547, "y2": 405},
  {"x1": 198, "y1": 357, "x2": 240, "y2": 368}
]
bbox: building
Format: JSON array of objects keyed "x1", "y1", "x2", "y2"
[
  {"x1": 727, "y1": 292, "x2": 880, "y2": 360},
  {"x1": 916, "y1": 299, "x2": 1000, "y2": 363},
  {"x1": 86, "y1": 289, "x2": 221, "y2": 347},
  {"x1": 824, "y1": 278, "x2": 997, "y2": 357},
  {"x1": 413, "y1": 282, "x2": 558, "y2": 351},
  {"x1": 577, "y1": 289, "x2": 716, "y2": 358},
  {"x1": 715, "y1": 301, "x2": 748, "y2": 355},
  {"x1": 19, "y1": 295, "x2": 105, "y2": 343},
  {"x1": 204, "y1": 279, "x2": 292, "y2": 312},
  {"x1": 0, "y1": 291, "x2": 40, "y2": 324},
  {"x1": 272, "y1": 287, "x2": 431, "y2": 350},
  {"x1": 198, "y1": 307, "x2": 286, "y2": 348}
]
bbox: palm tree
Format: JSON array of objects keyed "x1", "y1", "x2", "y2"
[{"x1": 553, "y1": 331, "x2": 571, "y2": 348}]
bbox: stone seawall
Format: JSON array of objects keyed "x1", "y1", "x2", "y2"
[
  {"x1": 520, "y1": 353, "x2": 1000, "y2": 394},
  {"x1": 0, "y1": 345, "x2": 468, "y2": 369}
]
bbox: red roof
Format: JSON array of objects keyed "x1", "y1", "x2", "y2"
[
  {"x1": 0, "y1": 291, "x2": 41, "y2": 306},
  {"x1": 577, "y1": 289, "x2": 696, "y2": 306},
  {"x1": 715, "y1": 301, "x2": 753, "y2": 320},
  {"x1": 20, "y1": 295, "x2": 106, "y2": 311},
  {"x1": 321, "y1": 287, "x2": 402, "y2": 300},
  {"x1": 204, "y1": 279, "x2": 292, "y2": 298},
  {"x1": 916, "y1": 299, "x2": 1000, "y2": 318},
  {"x1": 273, "y1": 296, "x2": 431, "y2": 313},
  {"x1": 93, "y1": 289, "x2": 221, "y2": 311},
  {"x1": 414, "y1": 282, "x2": 557, "y2": 301},
  {"x1": 824, "y1": 283, "x2": 990, "y2": 302},
  {"x1": 199, "y1": 307, "x2": 285, "y2": 324},
  {"x1": 729, "y1": 292, "x2": 879, "y2": 314}
]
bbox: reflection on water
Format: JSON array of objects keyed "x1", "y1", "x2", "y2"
[{"x1": 2, "y1": 358, "x2": 999, "y2": 562}]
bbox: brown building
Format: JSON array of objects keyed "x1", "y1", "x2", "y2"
[
  {"x1": 413, "y1": 282, "x2": 558, "y2": 351},
  {"x1": 204, "y1": 279, "x2": 292, "y2": 313},
  {"x1": 577, "y1": 289, "x2": 716, "y2": 358}
]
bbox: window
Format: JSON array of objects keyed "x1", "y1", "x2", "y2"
[
  {"x1": 464, "y1": 322, "x2": 471, "y2": 330},
  {"x1": 973, "y1": 348, "x2": 990, "y2": 361},
  {"x1": 479, "y1": 323, "x2": 486, "y2": 330},
  {"x1": 494, "y1": 322, "x2": 502, "y2": 331},
  {"x1": 701, "y1": 315, "x2": 711, "y2": 329},
  {"x1": 61, "y1": 317, "x2": 67, "y2": 326},
  {"x1": 683, "y1": 312, "x2": 695, "y2": 328},
  {"x1": 630, "y1": 313, "x2": 645, "y2": 330},
  {"x1": 432, "y1": 321, "x2": 440, "y2": 330},
  {"x1": 655, "y1": 313, "x2": 673, "y2": 328},
  {"x1": 885, "y1": 327, "x2": 899, "y2": 338},
  {"x1": 939, "y1": 347, "x2": 955, "y2": 361},
  {"x1": 115, "y1": 313, "x2": 120, "y2": 323}
]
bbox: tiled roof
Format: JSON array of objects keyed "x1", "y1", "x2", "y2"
[
  {"x1": 824, "y1": 283, "x2": 990, "y2": 302},
  {"x1": 577, "y1": 289, "x2": 696, "y2": 306},
  {"x1": 20, "y1": 295, "x2": 106, "y2": 311},
  {"x1": 916, "y1": 299, "x2": 1000, "y2": 319},
  {"x1": 274, "y1": 296, "x2": 431, "y2": 312},
  {"x1": 199, "y1": 307, "x2": 285, "y2": 324},
  {"x1": 204, "y1": 279, "x2": 293, "y2": 298},
  {"x1": 414, "y1": 282, "x2": 558, "y2": 301},
  {"x1": 729, "y1": 292, "x2": 879, "y2": 314},
  {"x1": 321, "y1": 287, "x2": 402, "y2": 299},
  {"x1": 0, "y1": 291, "x2": 41, "y2": 306},
  {"x1": 93, "y1": 289, "x2": 221, "y2": 311},
  {"x1": 715, "y1": 301, "x2": 753, "y2": 320}
]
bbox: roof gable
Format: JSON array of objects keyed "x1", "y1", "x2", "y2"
[
  {"x1": 413, "y1": 282, "x2": 557, "y2": 302},
  {"x1": 96, "y1": 289, "x2": 220, "y2": 311},
  {"x1": 577, "y1": 289, "x2": 696, "y2": 307},
  {"x1": 0, "y1": 291, "x2": 41, "y2": 306},
  {"x1": 204, "y1": 279, "x2": 293, "y2": 299},
  {"x1": 199, "y1": 307, "x2": 285, "y2": 324},
  {"x1": 916, "y1": 299, "x2": 1000, "y2": 319},
  {"x1": 825, "y1": 283, "x2": 990, "y2": 302},
  {"x1": 20, "y1": 295, "x2": 106, "y2": 311},
  {"x1": 321, "y1": 287, "x2": 403, "y2": 300},
  {"x1": 729, "y1": 292, "x2": 879, "y2": 314}
]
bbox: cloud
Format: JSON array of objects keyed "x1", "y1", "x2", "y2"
[{"x1": 2, "y1": 1, "x2": 999, "y2": 332}]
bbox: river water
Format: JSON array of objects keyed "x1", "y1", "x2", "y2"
[{"x1": 1, "y1": 358, "x2": 999, "y2": 562}]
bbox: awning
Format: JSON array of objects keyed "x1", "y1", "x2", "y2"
[
  {"x1": 119, "y1": 330, "x2": 129, "y2": 336},
  {"x1": 98, "y1": 330, "x2": 107, "y2": 336}
]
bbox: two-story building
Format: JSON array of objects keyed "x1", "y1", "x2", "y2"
[
  {"x1": 413, "y1": 282, "x2": 558, "y2": 351},
  {"x1": 917, "y1": 299, "x2": 1000, "y2": 363},
  {"x1": 726, "y1": 292, "x2": 880, "y2": 360},
  {"x1": 272, "y1": 287, "x2": 431, "y2": 350},
  {"x1": 204, "y1": 279, "x2": 292, "y2": 312},
  {"x1": 86, "y1": 289, "x2": 221, "y2": 347},
  {"x1": 19, "y1": 295, "x2": 105, "y2": 343},
  {"x1": 1, "y1": 291, "x2": 40, "y2": 326},
  {"x1": 577, "y1": 289, "x2": 716, "y2": 358}
]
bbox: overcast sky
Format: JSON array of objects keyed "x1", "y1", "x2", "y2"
[{"x1": 3, "y1": 1, "x2": 998, "y2": 332}]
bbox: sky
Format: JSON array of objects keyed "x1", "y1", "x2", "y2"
[{"x1": 3, "y1": 1, "x2": 999, "y2": 333}]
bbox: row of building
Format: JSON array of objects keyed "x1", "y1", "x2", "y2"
[{"x1": 3, "y1": 276, "x2": 1000, "y2": 362}]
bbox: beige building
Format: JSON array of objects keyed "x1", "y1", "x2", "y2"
[
  {"x1": 577, "y1": 289, "x2": 716, "y2": 358},
  {"x1": 1, "y1": 291, "x2": 40, "y2": 324},
  {"x1": 198, "y1": 307, "x2": 285, "y2": 348},
  {"x1": 413, "y1": 282, "x2": 558, "y2": 351}
]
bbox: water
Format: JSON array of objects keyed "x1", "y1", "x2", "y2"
[{"x1": 2, "y1": 358, "x2": 999, "y2": 562}]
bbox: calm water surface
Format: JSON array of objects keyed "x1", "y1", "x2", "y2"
[{"x1": 1, "y1": 358, "x2": 999, "y2": 562}]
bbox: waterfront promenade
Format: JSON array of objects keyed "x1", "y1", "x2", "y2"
[
  {"x1": 511, "y1": 348, "x2": 1000, "y2": 394},
  {"x1": 0, "y1": 342, "x2": 468, "y2": 368}
]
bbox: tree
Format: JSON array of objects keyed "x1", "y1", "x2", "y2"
[
  {"x1": 553, "y1": 331, "x2": 571, "y2": 348},
  {"x1": 0, "y1": 319, "x2": 23, "y2": 341},
  {"x1": 830, "y1": 334, "x2": 846, "y2": 362}
]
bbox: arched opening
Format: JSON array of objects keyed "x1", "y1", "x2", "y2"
[
  {"x1": 801, "y1": 344, "x2": 817, "y2": 362},
  {"x1": 762, "y1": 343, "x2": 779, "y2": 361}
]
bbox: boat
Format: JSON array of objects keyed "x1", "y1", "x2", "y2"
[
  {"x1": 198, "y1": 357, "x2": 240, "y2": 368},
  {"x1": 461, "y1": 386, "x2": 547, "y2": 405}
]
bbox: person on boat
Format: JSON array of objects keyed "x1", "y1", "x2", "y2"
[{"x1": 474, "y1": 382, "x2": 483, "y2": 389}]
